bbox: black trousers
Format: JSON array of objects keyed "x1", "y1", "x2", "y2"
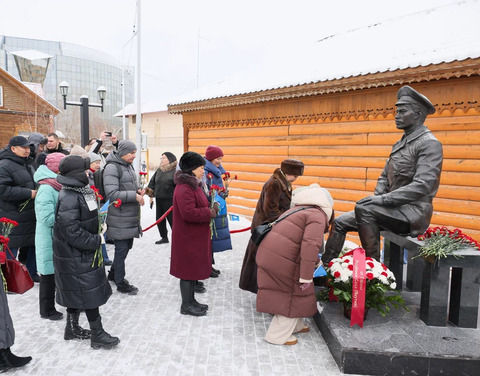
[
  {"x1": 67, "y1": 307, "x2": 99, "y2": 322},
  {"x1": 39, "y1": 274, "x2": 56, "y2": 316},
  {"x1": 155, "y1": 198, "x2": 173, "y2": 239}
]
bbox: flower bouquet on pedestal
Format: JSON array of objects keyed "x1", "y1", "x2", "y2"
[
  {"x1": 416, "y1": 226, "x2": 480, "y2": 263},
  {"x1": 319, "y1": 248, "x2": 407, "y2": 322}
]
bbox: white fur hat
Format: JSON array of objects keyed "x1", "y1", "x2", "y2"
[{"x1": 291, "y1": 183, "x2": 334, "y2": 220}]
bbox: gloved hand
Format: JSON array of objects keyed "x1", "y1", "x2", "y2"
[
  {"x1": 213, "y1": 202, "x2": 220, "y2": 214},
  {"x1": 101, "y1": 223, "x2": 108, "y2": 234}
]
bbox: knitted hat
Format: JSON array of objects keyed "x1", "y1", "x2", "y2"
[
  {"x1": 118, "y1": 140, "x2": 137, "y2": 157},
  {"x1": 27, "y1": 132, "x2": 47, "y2": 146},
  {"x1": 281, "y1": 159, "x2": 304, "y2": 176},
  {"x1": 179, "y1": 151, "x2": 205, "y2": 172},
  {"x1": 8, "y1": 136, "x2": 29, "y2": 147},
  {"x1": 162, "y1": 152, "x2": 177, "y2": 164},
  {"x1": 69, "y1": 145, "x2": 88, "y2": 158},
  {"x1": 88, "y1": 152, "x2": 102, "y2": 164},
  {"x1": 45, "y1": 152, "x2": 66, "y2": 173},
  {"x1": 291, "y1": 183, "x2": 334, "y2": 220},
  {"x1": 205, "y1": 145, "x2": 224, "y2": 161},
  {"x1": 59, "y1": 155, "x2": 90, "y2": 175}
]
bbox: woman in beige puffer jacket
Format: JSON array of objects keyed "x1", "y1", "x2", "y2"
[{"x1": 256, "y1": 183, "x2": 334, "y2": 346}]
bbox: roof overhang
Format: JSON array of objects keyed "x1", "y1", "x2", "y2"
[{"x1": 168, "y1": 58, "x2": 480, "y2": 114}]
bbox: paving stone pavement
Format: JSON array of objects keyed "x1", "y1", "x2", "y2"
[{"x1": 6, "y1": 206, "x2": 362, "y2": 376}]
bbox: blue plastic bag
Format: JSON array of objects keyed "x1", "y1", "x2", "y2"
[
  {"x1": 313, "y1": 265, "x2": 327, "y2": 278},
  {"x1": 214, "y1": 193, "x2": 227, "y2": 216}
]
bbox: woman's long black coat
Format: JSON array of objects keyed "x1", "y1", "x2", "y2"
[{"x1": 52, "y1": 175, "x2": 112, "y2": 309}]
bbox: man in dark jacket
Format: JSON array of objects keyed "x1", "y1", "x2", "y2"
[
  {"x1": 45, "y1": 133, "x2": 69, "y2": 155},
  {"x1": 0, "y1": 136, "x2": 39, "y2": 280},
  {"x1": 103, "y1": 140, "x2": 145, "y2": 295},
  {"x1": 322, "y1": 85, "x2": 443, "y2": 264}
]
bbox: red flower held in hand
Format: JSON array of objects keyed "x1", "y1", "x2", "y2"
[
  {"x1": 139, "y1": 171, "x2": 148, "y2": 176},
  {"x1": 207, "y1": 173, "x2": 213, "y2": 180},
  {"x1": 113, "y1": 199, "x2": 122, "y2": 208}
]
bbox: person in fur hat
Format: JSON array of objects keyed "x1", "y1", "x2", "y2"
[
  {"x1": 256, "y1": 183, "x2": 334, "y2": 346},
  {"x1": 146, "y1": 152, "x2": 177, "y2": 245},
  {"x1": 170, "y1": 151, "x2": 219, "y2": 316},
  {"x1": 239, "y1": 159, "x2": 304, "y2": 294}
]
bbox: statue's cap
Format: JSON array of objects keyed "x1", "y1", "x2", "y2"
[{"x1": 395, "y1": 85, "x2": 435, "y2": 115}]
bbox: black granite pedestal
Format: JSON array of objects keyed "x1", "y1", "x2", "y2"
[{"x1": 314, "y1": 291, "x2": 480, "y2": 375}]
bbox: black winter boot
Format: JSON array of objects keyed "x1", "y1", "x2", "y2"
[
  {"x1": 180, "y1": 280, "x2": 207, "y2": 316},
  {"x1": 194, "y1": 280, "x2": 206, "y2": 294},
  {"x1": 64, "y1": 311, "x2": 91, "y2": 340},
  {"x1": 0, "y1": 348, "x2": 32, "y2": 372},
  {"x1": 192, "y1": 283, "x2": 208, "y2": 311},
  {"x1": 89, "y1": 317, "x2": 120, "y2": 349}
]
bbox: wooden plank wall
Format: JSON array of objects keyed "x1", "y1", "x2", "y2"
[{"x1": 186, "y1": 80, "x2": 480, "y2": 242}]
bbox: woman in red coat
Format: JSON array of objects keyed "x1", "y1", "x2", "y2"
[
  {"x1": 256, "y1": 183, "x2": 334, "y2": 345},
  {"x1": 170, "y1": 152, "x2": 219, "y2": 316}
]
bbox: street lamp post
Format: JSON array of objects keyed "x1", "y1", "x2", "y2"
[{"x1": 59, "y1": 81, "x2": 106, "y2": 147}]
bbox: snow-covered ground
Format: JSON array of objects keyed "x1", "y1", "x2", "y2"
[{"x1": 6, "y1": 206, "x2": 361, "y2": 376}]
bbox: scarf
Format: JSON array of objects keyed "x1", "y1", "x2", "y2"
[
  {"x1": 62, "y1": 185, "x2": 96, "y2": 202},
  {"x1": 39, "y1": 178, "x2": 62, "y2": 192}
]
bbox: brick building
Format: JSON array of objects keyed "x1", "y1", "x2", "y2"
[{"x1": 0, "y1": 67, "x2": 59, "y2": 146}]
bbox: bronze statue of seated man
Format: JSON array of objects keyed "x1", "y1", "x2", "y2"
[{"x1": 322, "y1": 85, "x2": 443, "y2": 264}]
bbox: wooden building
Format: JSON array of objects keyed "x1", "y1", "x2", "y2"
[
  {"x1": 169, "y1": 58, "x2": 480, "y2": 241},
  {"x1": 0, "y1": 67, "x2": 59, "y2": 146}
]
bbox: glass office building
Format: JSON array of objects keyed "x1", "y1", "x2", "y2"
[{"x1": 0, "y1": 35, "x2": 134, "y2": 143}]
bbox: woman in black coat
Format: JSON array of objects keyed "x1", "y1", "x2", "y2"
[
  {"x1": 53, "y1": 155, "x2": 119, "y2": 349},
  {"x1": 146, "y1": 152, "x2": 177, "y2": 244},
  {"x1": 0, "y1": 136, "x2": 38, "y2": 280}
]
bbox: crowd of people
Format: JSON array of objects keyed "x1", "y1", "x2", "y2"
[{"x1": 0, "y1": 84, "x2": 440, "y2": 371}]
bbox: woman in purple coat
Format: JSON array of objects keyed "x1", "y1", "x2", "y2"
[{"x1": 170, "y1": 152, "x2": 219, "y2": 316}]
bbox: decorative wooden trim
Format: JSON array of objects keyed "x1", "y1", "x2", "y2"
[{"x1": 169, "y1": 58, "x2": 480, "y2": 115}]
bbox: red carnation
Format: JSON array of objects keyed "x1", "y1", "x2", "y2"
[
  {"x1": 367, "y1": 262, "x2": 374, "y2": 269},
  {"x1": 207, "y1": 173, "x2": 213, "y2": 180},
  {"x1": 90, "y1": 185, "x2": 99, "y2": 193},
  {"x1": 8, "y1": 219, "x2": 18, "y2": 227},
  {"x1": 113, "y1": 199, "x2": 122, "y2": 208},
  {"x1": 97, "y1": 194, "x2": 104, "y2": 201},
  {"x1": 234, "y1": 175, "x2": 238, "y2": 180},
  {"x1": 381, "y1": 271, "x2": 388, "y2": 277},
  {"x1": 333, "y1": 271, "x2": 341, "y2": 278},
  {"x1": 366, "y1": 272, "x2": 374, "y2": 280},
  {"x1": 348, "y1": 264, "x2": 353, "y2": 271},
  {"x1": 343, "y1": 259, "x2": 350, "y2": 263},
  {"x1": 328, "y1": 261, "x2": 333, "y2": 268}
]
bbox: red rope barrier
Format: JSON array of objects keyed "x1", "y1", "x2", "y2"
[
  {"x1": 142, "y1": 206, "x2": 173, "y2": 232},
  {"x1": 142, "y1": 206, "x2": 251, "y2": 234},
  {"x1": 230, "y1": 226, "x2": 251, "y2": 234}
]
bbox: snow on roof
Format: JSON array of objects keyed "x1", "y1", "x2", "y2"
[
  {"x1": 114, "y1": 102, "x2": 168, "y2": 117},
  {"x1": 10, "y1": 49, "x2": 53, "y2": 60},
  {"x1": 170, "y1": 0, "x2": 480, "y2": 106}
]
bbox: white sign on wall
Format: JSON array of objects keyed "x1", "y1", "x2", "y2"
[{"x1": 0, "y1": 86, "x2": 3, "y2": 107}]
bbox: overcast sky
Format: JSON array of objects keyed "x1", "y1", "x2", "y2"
[{"x1": 0, "y1": 0, "x2": 467, "y2": 107}]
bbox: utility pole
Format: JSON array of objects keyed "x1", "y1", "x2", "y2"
[{"x1": 135, "y1": 0, "x2": 142, "y2": 175}]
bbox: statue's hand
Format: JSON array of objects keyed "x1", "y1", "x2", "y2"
[{"x1": 356, "y1": 195, "x2": 383, "y2": 206}]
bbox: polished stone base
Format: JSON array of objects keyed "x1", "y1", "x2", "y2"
[{"x1": 315, "y1": 291, "x2": 480, "y2": 375}]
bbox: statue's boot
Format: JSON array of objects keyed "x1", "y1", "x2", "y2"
[
  {"x1": 322, "y1": 231, "x2": 346, "y2": 265},
  {"x1": 357, "y1": 223, "x2": 381, "y2": 260}
]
